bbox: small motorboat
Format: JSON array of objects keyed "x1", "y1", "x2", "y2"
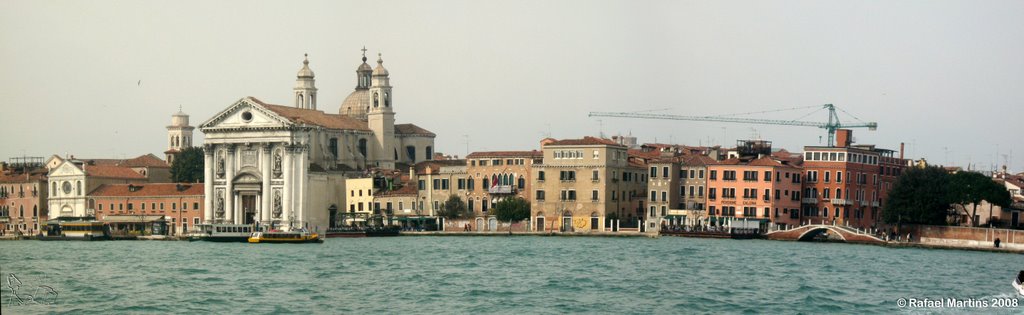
[
  {"x1": 248, "y1": 229, "x2": 323, "y2": 244},
  {"x1": 1014, "y1": 270, "x2": 1024, "y2": 296}
]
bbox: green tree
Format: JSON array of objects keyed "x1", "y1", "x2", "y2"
[
  {"x1": 883, "y1": 166, "x2": 951, "y2": 226},
  {"x1": 493, "y1": 197, "x2": 531, "y2": 234},
  {"x1": 950, "y1": 171, "x2": 1009, "y2": 226},
  {"x1": 437, "y1": 195, "x2": 469, "y2": 219},
  {"x1": 170, "y1": 146, "x2": 205, "y2": 183}
]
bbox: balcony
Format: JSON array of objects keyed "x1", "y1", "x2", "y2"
[
  {"x1": 831, "y1": 199, "x2": 852, "y2": 205},
  {"x1": 802, "y1": 198, "x2": 818, "y2": 204},
  {"x1": 488, "y1": 185, "x2": 516, "y2": 194},
  {"x1": 871, "y1": 201, "x2": 880, "y2": 207}
]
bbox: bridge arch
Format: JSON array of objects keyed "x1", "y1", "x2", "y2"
[{"x1": 796, "y1": 226, "x2": 848, "y2": 242}]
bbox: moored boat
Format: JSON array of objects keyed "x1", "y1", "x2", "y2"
[
  {"x1": 196, "y1": 224, "x2": 256, "y2": 242},
  {"x1": 38, "y1": 221, "x2": 109, "y2": 241},
  {"x1": 324, "y1": 227, "x2": 367, "y2": 238},
  {"x1": 248, "y1": 229, "x2": 323, "y2": 244}
]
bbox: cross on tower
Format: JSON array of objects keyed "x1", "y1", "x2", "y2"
[{"x1": 361, "y1": 46, "x2": 367, "y2": 57}]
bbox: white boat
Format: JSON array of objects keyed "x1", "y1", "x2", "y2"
[
  {"x1": 195, "y1": 224, "x2": 256, "y2": 242},
  {"x1": 1014, "y1": 270, "x2": 1024, "y2": 296}
]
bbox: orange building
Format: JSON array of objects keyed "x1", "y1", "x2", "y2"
[
  {"x1": 706, "y1": 141, "x2": 803, "y2": 228},
  {"x1": 89, "y1": 183, "x2": 204, "y2": 235},
  {"x1": 799, "y1": 129, "x2": 907, "y2": 229},
  {"x1": 0, "y1": 168, "x2": 49, "y2": 236}
]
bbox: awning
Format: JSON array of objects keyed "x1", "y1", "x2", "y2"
[{"x1": 102, "y1": 215, "x2": 166, "y2": 223}]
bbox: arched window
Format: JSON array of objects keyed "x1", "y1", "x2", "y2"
[
  {"x1": 373, "y1": 92, "x2": 379, "y2": 107},
  {"x1": 33, "y1": 205, "x2": 37, "y2": 217},
  {"x1": 298, "y1": 94, "x2": 304, "y2": 107},
  {"x1": 20, "y1": 205, "x2": 24, "y2": 217},
  {"x1": 52, "y1": 182, "x2": 57, "y2": 195},
  {"x1": 518, "y1": 177, "x2": 525, "y2": 189},
  {"x1": 406, "y1": 146, "x2": 416, "y2": 161},
  {"x1": 384, "y1": 92, "x2": 390, "y2": 107},
  {"x1": 426, "y1": 146, "x2": 433, "y2": 160},
  {"x1": 77, "y1": 181, "x2": 83, "y2": 196}
]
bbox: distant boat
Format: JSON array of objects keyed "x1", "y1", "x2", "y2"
[
  {"x1": 1014, "y1": 270, "x2": 1024, "y2": 296},
  {"x1": 324, "y1": 226, "x2": 400, "y2": 238},
  {"x1": 195, "y1": 224, "x2": 255, "y2": 242},
  {"x1": 248, "y1": 229, "x2": 323, "y2": 244}
]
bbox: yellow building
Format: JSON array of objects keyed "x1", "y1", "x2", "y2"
[
  {"x1": 344, "y1": 178, "x2": 374, "y2": 226},
  {"x1": 531, "y1": 137, "x2": 647, "y2": 232}
]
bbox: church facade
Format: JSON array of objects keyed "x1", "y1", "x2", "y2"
[{"x1": 199, "y1": 51, "x2": 435, "y2": 230}]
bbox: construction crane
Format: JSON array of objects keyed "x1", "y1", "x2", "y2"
[{"x1": 588, "y1": 104, "x2": 877, "y2": 147}]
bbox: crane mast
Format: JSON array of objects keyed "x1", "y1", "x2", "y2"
[{"x1": 589, "y1": 104, "x2": 877, "y2": 147}]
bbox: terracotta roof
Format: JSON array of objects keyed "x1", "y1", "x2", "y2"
[
  {"x1": 682, "y1": 155, "x2": 718, "y2": 166},
  {"x1": 628, "y1": 149, "x2": 661, "y2": 160},
  {"x1": 250, "y1": 98, "x2": 371, "y2": 131},
  {"x1": 546, "y1": 136, "x2": 622, "y2": 147},
  {"x1": 466, "y1": 150, "x2": 542, "y2": 158},
  {"x1": 395, "y1": 124, "x2": 436, "y2": 136},
  {"x1": 0, "y1": 171, "x2": 47, "y2": 183},
  {"x1": 715, "y1": 156, "x2": 795, "y2": 168},
  {"x1": 82, "y1": 165, "x2": 147, "y2": 179},
  {"x1": 123, "y1": 154, "x2": 169, "y2": 168},
  {"x1": 89, "y1": 183, "x2": 204, "y2": 197},
  {"x1": 376, "y1": 181, "x2": 417, "y2": 197}
]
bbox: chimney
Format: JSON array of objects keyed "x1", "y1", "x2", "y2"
[
  {"x1": 835, "y1": 129, "x2": 852, "y2": 148},
  {"x1": 899, "y1": 142, "x2": 905, "y2": 160}
]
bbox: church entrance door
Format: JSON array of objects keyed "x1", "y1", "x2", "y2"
[{"x1": 242, "y1": 194, "x2": 257, "y2": 225}]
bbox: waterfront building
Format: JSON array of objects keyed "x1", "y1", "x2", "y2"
[
  {"x1": 800, "y1": 130, "x2": 906, "y2": 229},
  {"x1": 47, "y1": 155, "x2": 164, "y2": 219},
  {"x1": 373, "y1": 177, "x2": 419, "y2": 222},
  {"x1": 531, "y1": 137, "x2": 647, "y2": 232},
  {"x1": 0, "y1": 164, "x2": 48, "y2": 235},
  {"x1": 647, "y1": 156, "x2": 681, "y2": 224},
  {"x1": 679, "y1": 155, "x2": 715, "y2": 211},
  {"x1": 198, "y1": 51, "x2": 435, "y2": 231},
  {"x1": 164, "y1": 109, "x2": 195, "y2": 164},
  {"x1": 706, "y1": 140, "x2": 803, "y2": 228},
  {"x1": 465, "y1": 151, "x2": 541, "y2": 231},
  {"x1": 344, "y1": 177, "x2": 375, "y2": 225},
  {"x1": 88, "y1": 183, "x2": 204, "y2": 235}
]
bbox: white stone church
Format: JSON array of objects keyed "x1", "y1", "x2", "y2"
[{"x1": 199, "y1": 50, "x2": 435, "y2": 230}]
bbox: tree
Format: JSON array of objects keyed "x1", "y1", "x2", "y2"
[
  {"x1": 170, "y1": 146, "x2": 204, "y2": 183},
  {"x1": 883, "y1": 166, "x2": 951, "y2": 226},
  {"x1": 437, "y1": 195, "x2": 469, "y2": 220},
  {"x1": 983, "y1": 179, "x2": 1012, "y2": 227},
  {"x1": 493, "y1": 197, "x2": 531, "y2": 234}
]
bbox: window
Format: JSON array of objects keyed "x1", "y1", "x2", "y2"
[
  {"x1": 593, "y1": 150, "x2": 599, "y2": 159},
  {"x1": 418, "y1": 180, "x2": 425, "y2": 190},
  {"x1": 537, "y1": 190, "x2": 545, "y2": 200},
  {"x1": 708, "y1": 188, "x2": 716, "y2": 200},
  {"x1": 709, "y1": 170, "x2": 717, "y2": 180},
  {"x1": 680, "y1": 186, "x2": 686, "y2": 197},
  {"x1": 650, "y1": 190, "x2": 657, "y2": 202},
  {"x1": 764, "y1": 171, "x2": 772, "y2": 182},
  {"x1": 483, "y1": 178, "x2": 490, "y2": 189},
  {"x1": 689, "y1": 170, "x2": 696, "y2": 178},
  {"x1": 538, "y1": 171, "x2": 545, "y2": 181},
  {"x1": 764, "y1": 189, "x2": 770, "y2": 201},
  {"x1": 433, "y1": 179, "x2": 440, "y2": 190},
  {"x1": 592, "y1": 170, "x2": 599, "y2": 181},
  {"x1": 662, "y1": 167, "x2": 669, "y2": 178},
  {"x1": 836, "y1": 171, "x2": 843, "y2": 183},
  {"x1": 127, "y1": 203, "x2": 134, "y2": 210},
  {"x1": 650, "y1": 167, "x2": 657, "y2": 178},
  {"x1": 743, "y1": 171, "x2": 758, "y2": 181},
  {"x1": 568, "y1": 190, "x2": 576, "y2": 200},
  {"x1": 458, "y1": 179, "x2": 466, "y2": 190},
  {"x1": 592, "y1": 190, "x2": 599, "y2": 201},
  {"x1": 468, "y1": 178, "x2": 475, "y2": 190},
  {"x1": 142, "y1": 203, "x2": 146, "y2": 210},
  {"x1": 723, "y1": 171, "x2": 736, "y2": 180},
  {"x1": 661, "y1": 191, "x2": 667, "y2": 202},
  {"x1": 194, "y1": 218, "x2": 200, "y2": 225},
  {"x1": 559, "y1": 171, "x2": 576, "y2": 181},
  {"x1": 824, "y1": 171, "x2": 830, "y2": 183},
  {"x1": 518, "y1": 178, "x2": 525, "y2": 189}
]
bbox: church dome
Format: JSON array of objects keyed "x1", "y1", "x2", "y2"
[
  {"x1": 297, "y1": 54, "x2": 315, "y2": 78},
  {"x1": 339, "y1": 89, "x2": 370, "y2": 120}
]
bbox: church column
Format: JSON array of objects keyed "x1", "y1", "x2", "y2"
[
  {"x1": 203, "y1": 145, "x2": 214, "y2": 223},
  {"x1": 261, "y1": 144, "x2": 272, "y2": 224},
  {"x1": 225, "y1": 144, "x2": 236, "y2": 224},
  {"x1": 282, "y1": 143, "x2": 293, "y2": 229},
  {"x1": 297, "y1": 144, "x2": 308, "y2": 229}
]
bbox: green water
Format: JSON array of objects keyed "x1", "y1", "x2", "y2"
[{"x1": 0, "y1": 237, "x2": 1020, "y2": 314}]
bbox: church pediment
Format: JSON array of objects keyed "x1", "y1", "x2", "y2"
[
  {"x1": 49, "y1": 161, "x2": 84, "y2": 177},
  {"x1": 199, "y1": 97, "x2": 293, "y2": 131}
]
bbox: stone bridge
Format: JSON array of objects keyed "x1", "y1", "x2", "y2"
[{"x1": 766, "y1": 224, "x2": 885, "y2": 244}]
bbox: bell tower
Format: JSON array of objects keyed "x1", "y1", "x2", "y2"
[
  {"x1": 294, "y1": 54, "x2": 318, "y2": 110},
  {"x1": 165, "y1": 107, "x2": 194, "y2": 164},
  {"x1": 367, "y1": 53, "x2": 395, "y2": 169}
]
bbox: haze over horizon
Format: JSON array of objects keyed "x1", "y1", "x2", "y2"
[{"x1": 2, "y1": 0, "x2": 1021, "y2": 172}]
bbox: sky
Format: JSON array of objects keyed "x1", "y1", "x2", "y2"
[{"x1": 1, "y1": 0, "x2": 1021, "y2": 172}]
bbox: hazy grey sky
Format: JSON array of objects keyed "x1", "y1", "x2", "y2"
[{"x1": 2, "y1": 0, "x2": 1021, "y2": 172}]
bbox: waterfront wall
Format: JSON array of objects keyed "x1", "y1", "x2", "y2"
[{"x1": 904, "y1": 225, "x2": 1024, "y2": 251}]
